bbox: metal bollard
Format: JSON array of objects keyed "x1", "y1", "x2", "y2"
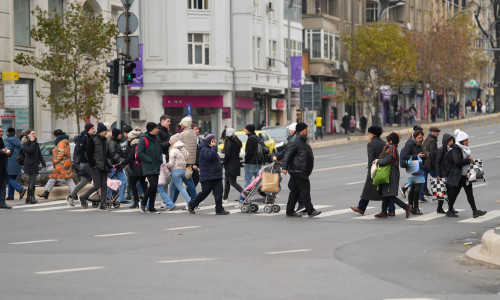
[
  {"x1": 408, "y1": 130, "x2": 410, "y2": 139},
  {"x1": 485, "y1": 118, "x2": 487, "y2": 126},
  {"x1": 479, "y1": 119, "x2": 481, "y2": 127},
  {"x1": 453, "y1": 122, "x2": 456, "y2": 130},
  {"x1": 490, "y1": 116, "x2": 493, "y2": 125},
  {"x1": 460, "y1": 120, "x2": 463, "y2": 130}
]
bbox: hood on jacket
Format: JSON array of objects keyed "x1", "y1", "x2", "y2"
[
  {"x1": 54, "y1": 134, "x2": 70, "y2": 145},
  {"x1": 442, "y1": 133, "x2": 454, "y2": 148},
  {"x1": 172, "y1": 140, "x2": 185, "y2": 149},
  {"x1": 130, "y1": 138, "x2": 140, "y2": 146}
]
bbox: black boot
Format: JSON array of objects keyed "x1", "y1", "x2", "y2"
[
  {"x1": 26, "y1": 188, "x2": 37, "y2": 204},
  {"x1": 19, "y1": 188, "x2": 27, "y2": 200},
  {"x1": 437, "y1": 200, "x2": 445, "y2": 214},
  {"x1": 130, "y1": 200, "x2": 139, "y2": 209},
  {"x1": 38, "y1": 190, "x2": 50, "y2": 199},
  {"x1": 412, "y1": 197, "x2": 422, "y2": 215}
]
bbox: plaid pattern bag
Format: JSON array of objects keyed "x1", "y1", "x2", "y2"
[
  {"x1": 430, "y1": 177, "x2": 447, "y2": 201},
  {"x1": 466, "y1": 159, "x2": 485, "y2": 183}
]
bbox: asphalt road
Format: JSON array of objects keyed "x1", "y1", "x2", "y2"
[{"x1": 1, "y1": 121, "x2": 500, "y2": 300}]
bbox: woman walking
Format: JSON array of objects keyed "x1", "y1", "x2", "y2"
[
  {"x1": 445, "y1": 130, "x2": 487, "y2": 218},
  {"x1": 121, "y1": 130, "x2": 147, "y2": 209},
  {"x1": 22, "y1": 129, "x2": 46, "y2": 204},
  {"x1": 374, "y1": 133, "x2": 412, "y2": 219},
  {"x1": 434, "y1": 133, "x2": 455, "y2": 214},
  {"x1": 222, "y1": 128, "x2": 243, "y2": 203},
  {"x1": 167, "y1": 134, "x2": 192, "y2": 210},
  {"x1": 401, "y1": 130, "x2": 428, "y2": 215},
  {"x1": 5, "y1": 128, "x2": 26, "y2": 200}
]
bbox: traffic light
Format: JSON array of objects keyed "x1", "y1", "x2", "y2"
[
  {"x1": 106, "y1": 59, "x2": 119, "y2": 95},
  {"x1": 123, "y1": 60, "x2": 136, "y2": 85}
]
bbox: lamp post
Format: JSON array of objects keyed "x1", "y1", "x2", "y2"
[
  {"x1": 287, "y1": 0, "x2": 294, "y2": 125},
  {"x1": 486, "y1": 20, "x2": 500, "y2": 113},
  {"x1": 378, "y1": 1, "x2": 406, "y2": 21}
]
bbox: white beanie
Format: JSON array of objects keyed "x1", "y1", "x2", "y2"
[
  {"x1": 456, "y1": 131, "x2": 469, "y2": 142},
  {"x1": 288, "y1": 123, "x2": 297, "y2": 132},
  {"x1": 226, "y1": 128, "x2": 235, "y2": 137},
  {"x1": 453, "y1": 129, "x2": 462, "y2": 137},
  {"x1": 181, "y1": 117, "x2": 192, "y2": 128}
]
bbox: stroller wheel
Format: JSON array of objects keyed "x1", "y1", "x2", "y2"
[
  {"x1": 113, "y1": 201, "x2": 121, "y2": 209},
  {"x1": 272, "y1": 205, "x2": 281, "y2": 213},
  {"x1": 263, "y1": 205, "x2": 272, "y2": 214},
  {"x1": 106, "y1": 201, "x2": 112, "y2": 209},
  {"x1": 91, "y1": 202, "x2": 99, "y2": 208},
  {"x1": 249, "y1": 203, "x2": 259, "y2": 213},
  {"x1": 241, "y1": 205, "x2": 250, "y2": 213}
]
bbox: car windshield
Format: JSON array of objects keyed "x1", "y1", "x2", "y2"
[
  {"x1": 237, "y1": 134, "x2": 247, "y2": 143},
  {"x1": 263, "y1": 128, "x2": 287, "y2": 140}
]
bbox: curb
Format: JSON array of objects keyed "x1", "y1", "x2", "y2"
[
  {"x1": 310, "y1": 113, "x2": 500, "y2": 149},
  {"x1": 466, "y1": 227, "x2": 500, "y2": 266}
]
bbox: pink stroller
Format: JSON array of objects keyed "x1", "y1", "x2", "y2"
[{"x1": 240, "y1": 162, "x2": 282, "y2": 214}]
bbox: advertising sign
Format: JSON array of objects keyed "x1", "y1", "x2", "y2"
[
  {"x1": 271, "y1": 98, "x2": 286, "y2": 110},
  {"x1": 4, "y1": 84, "x2": 29, "y2": 108},
  {"x1": 322, "y1": 82, "x2": 336, "y2": 98}
]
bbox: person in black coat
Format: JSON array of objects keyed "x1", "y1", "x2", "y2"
[
  {"x1": 187, "y1": 133, "x2": 229, "y2": 215},
  {"x1": 157, "y1": 115, "x2": 171, "y2": 156},
  {"x1": 121, "y1": 130, "x2": 147, "y2": 209},
  {"x1": 0, "y1": 127, "x2": 13, "y2": 209},
  {"x1": 68, "y1": 123, "x2": 94, "y2": 205},
  {"x1": 22, "y1": 129, "x2": 46, "y2": 204},
  {"x1": 445, "y1": 130, "x2": 486, "y2": 218},
  {"x1": 237, "y1": 124, "x2": 261, "y2": 206},
  {"x1": 222, "y1": 128, "x2": 243, "y2": 202},
  {"x1": 282, "y1": 123, "x2": 321, "y2": 218},
  {"x1": 434, "y1": 133, "x2": 455, "y2": 214},
  {"x1": 342, "y1": 113, "x2": 350, "y2": 135},
  {"x1": 108, "y1": 128, "x2": 127, "y2": 203},
  {"x1": 351, "y1": 126, "x2": 395, "y2": 215}
]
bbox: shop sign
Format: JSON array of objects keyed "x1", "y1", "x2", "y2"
[
  {"x1": 222, "y1": 107, "x2": 231, "y2": 119},
  {"x1": 15, "y1": 108, "x2": 29, "y2": 130},
  {"x1": 1, "y1": 72, "x2": 19, "y2": 81},
  {"x1": 0, "y1": 109, "x2": 16, "y2": 118},
  {"x1": 380, "y1": 85, "x2": 391, "y2": 101},
  {"x1": 322, "y1": 82, "x2": 336, "y2": 98},
  {"x1": 4, "y1": 84, "x2": 29, "y2": 108},
  {"x1": 271, "y1": 98, "x2": 286, "y2": 111}
]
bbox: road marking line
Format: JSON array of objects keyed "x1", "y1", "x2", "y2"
[
  {"x1": 408, "y1": 209, "x2": 465, "y2": 222},
  {"x1": 208, "y1": 208, "x2": 241, "y2": 215},
  {"x1": 473, "y1": 183, "x2": 488, "y2": 188},
  {"x1": 314, "y1": 162, "x2": 365, "y2": 173},
  {"x1": 469, "y1": 140, "x2": 500, "y2": 149},
  {"x1": 22, "y1": 206, "x2": 71, "y2": 212},
  {"x1": 265, "y1": 249, "x2": 312, "y2": 255},
  {"x1": 255, "y1": 204, "x2": 332, "y2": 216},
  {"x1": 165, "y1": 226, "x2": 201, "y2": 231},
  {"x1": 354, "y1": 209, "x2": 405, "y2": 219},
  {"x1": 16, "y1": 200, "x2": 66, "y2": 208},
  {"x1": 95, "y1": 232, "x2": 136, "y2": 237},
  {"x1": 487, "y1": 131, "x2": 496, "y2": 135},
  {"x1": 158, "y1": 258, "x2": 215, "y2": 264},
  {"x1": 315, "y1": 207, "x2": 374, "y2": 218},
  {"x1": 459, "y1": 210, "x2": 500, "y2": 223},
  {"x1": 35, "y1": 267, "x2": 105, "y2": 275},
  {"x1": 9, "y1": 239, "x2": 58, "y2": 245},
  {"x1": 345, "y1": 181, "x2": 365, "y2": 185}
]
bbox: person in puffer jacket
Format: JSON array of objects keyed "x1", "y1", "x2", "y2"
[
  {"x1": 187, "y1": 133, "x2": 229, "y2": 215},
  {"x1": 167, "y1": 134, "x2": 191, "y2": 209},
  {"x1": 121, "y1": 130, "x2": 147, "y2": 209},
  {"x1": 433, "y1": 133, "x2": 455, "y2": 214}
]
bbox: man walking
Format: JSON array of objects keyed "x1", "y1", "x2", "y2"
[
  {"x1": 157, "y1": 115, "x2": 171, "y2": 155},
  {"x1": 79, "y1": 123, "x2": 110, "y2": 211},
  {"x1": 5, "y1": 128, "x2": 26, "y2": 201},
  {"x1": 0, "y1": 126, "x2": 12, "y2": 209},
  {"x1": 108, "y1": 128, "x2": 127, "y2": 203},
  {"x1": 236, "y1": 124, "x2": 261, "y2": 208},
  {"x1": 342, "y1": 113, "x2": 350, "y2": 135},
  {"x1": 420, "y1": 126, "x2": 440, "y2": 201},
  {"x1": 282, "y1": 122, "x2": 321, "y2": 218},
  {"x1": 67, "y1": 123, "x2": 94, "y2": 206}
]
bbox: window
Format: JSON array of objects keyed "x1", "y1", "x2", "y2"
[
  {"x1": 14, "y1": 0, "x2": 30, "y2": 45},
  {"x1": 188, "y1": 34, "x2": 210, "y2": 65},
  {"x1": 269, "y1": 0, "x2": 277, "y2": 20},
  {"x1": 253, "y1": 37, "x2": 262, "y2": 69},
  {"x1": 48, "y1": 0, "x2": 64, "y2": 16},
  {"x1": 188, "y1": 0, "x2": 208, "y2": 10},
  {"x1": 304, "y1": 29, "x2": 338, "y2": 61},
  {"x1": 253, "y1": 0, "x2": 261, "y2": 16},
  {"x1": 366, "y1": 1, "x2": 378, "y2": 22},
  {"x1": 268, "y1": 40, "x2": 277, "y2": 70},
  {"x1": 284, "y1": 38, "x2": 303, "y2": 58},
  {"x1": 284, "y1": 0, "x2": 302, "y2": 23},
  {"x1": 344, "y1": 0, "x2": 351, "y2": 21}
]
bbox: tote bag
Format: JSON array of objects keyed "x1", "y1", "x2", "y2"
[
  {"x1": 261, "y1": 172, "x2": 280, "y2": 193},
  {"x1": 372, "y1": 164, "x2": 391, "y2": 186}
]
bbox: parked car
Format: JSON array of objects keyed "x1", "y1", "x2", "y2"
[
  {"x1": 217, "y1": 130, "x2": 276, "y2": 163},
  {"x1": 262, "y1": 126, "x2": 291, "y2": 153}
]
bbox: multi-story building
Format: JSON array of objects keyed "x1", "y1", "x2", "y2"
[
  {"x1": 133, "y1": 0, "x2": 303, "y2": 136},
  {"x1": 1, "y1": 0, "x2": 123, "y2": 140}
]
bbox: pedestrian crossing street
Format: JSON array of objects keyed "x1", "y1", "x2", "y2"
[{"x1": 5, "y1": 199, "x2": 500, "y2": 224}]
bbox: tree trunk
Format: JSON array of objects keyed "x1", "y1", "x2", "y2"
[
  {"x1": 494, "y1": 54, "x2": 500, "y2": 113},
  {"x1": 443, "y1": 88, "x2": 447, "y2": 122}
]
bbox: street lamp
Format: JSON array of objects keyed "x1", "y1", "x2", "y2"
[{"x1": 378, "y1": 1, "x2": 406, "y2": 21}]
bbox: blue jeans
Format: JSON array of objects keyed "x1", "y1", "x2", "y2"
[
  {"x1": 107, "y1": 169, "x2": 127, "y2": 203},
  {"x1": 239, "y1": 164, "x2": 261, "y2": 202},
  {"x1": 170, "y1": 175, "x2": 197, "y2": 203},
  {"x1": 358, "y1": 198, "x2": 395, "y2": 213},
  {"x1": 158, "y1": 185, "x2": 175, "y2": 209},
  {"x1": 169, "y1": 169, "x2": 192, "y2": 204},
  {"x1": 0, "y1": 180, "x2": 7, "y2": 206},
  {"x1": 420, "y1": 167, "x2": 436, "y2": 199},
  {"x1": 8, "y1": 175, "x2": 23, "y2": 197}
]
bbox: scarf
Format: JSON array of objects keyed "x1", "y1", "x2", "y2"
[
  {"x1": 379, "y1": 144, "x2": 399, "y2": 168},
  {"x1": 456, "y1": 143, "x2": 471, "y2": 156}
]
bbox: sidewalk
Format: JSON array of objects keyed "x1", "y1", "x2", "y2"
[{"x1": 310, "y1": 112, "x2": 500, "y2": 149}]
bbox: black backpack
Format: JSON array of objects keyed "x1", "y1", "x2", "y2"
[
  {"x1": 256, "y1": 138, "x2": 270, "y2": 165},
  {"x1": 73, "y1": 134, "x2": 85, "y2": 165},
  {"x1": 16, "y1": 148, "x2": 25, "y2": 166}
]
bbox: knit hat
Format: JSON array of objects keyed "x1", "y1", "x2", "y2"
[
  {"x1": 367, "y1": 126, "x2": 382, "y2": 137},
  {"x1": 170, "y1": 134, "x2": 180, "y2": 144},
  {"x1": 103, "y1": 122, "x2": 111, "y2": 130},
  {"x1": 429, "y1": 126, "x2": 440, "y2": 133},
  {"x1": 204, "y1": 133, "x2": 215, "y2": 144},
  {"x1": 295, "y1": 122, "x2": 308, "y2": 133},
  {"x1": 128, "y1": 130, "x2": 139, "y2": 139},
  {"x1": 146, "y1": 122, "x2": 157, "y2": 133},
  {"x1": 84, "y1": 123, "x2": 94, "y2": 132},
  {"x1": 96, "y1": 123, "x2": 107, "y2": 134},
  {"x1": 456, "y1": 131, "x2": 469, "y2": 142},
  {"x1": 181, "y1": 117, "x2": 192, "y2": 128},
  {"x1": 413, "y1": 125, "x2": 423, "y2": 131},
  {"x1": 112, "y1": 128, "x2": 122, "y2": 138},
  {"x1": 53, "y1": 129, "x2": 63, "y2": 137},
  {"x1": 454, "y1": 129, "x2": 462, "y2": 137},
  {"x1": 288, "y1": 123, "x2": 297, "y2": 132},
  {"x1": 226, "y1": 128, "x2": 235, "y2": 137},
  {"x1": 122, "y1": 125, "x2": 132, "y2": 134},
  {"x1": 245, "y1": 124, "x2": 255, "y2": 133},
  {"x1": 6, "y1": 128, "x2": 15, "y2": 136}
]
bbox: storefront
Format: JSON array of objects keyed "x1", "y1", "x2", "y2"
[
  {"x1": 163, "y1": 95, "x2": 222, "y2": 137},
  {"x1": 235, "y1": 97, "x2": 254, "y2": 131},
  {"x1": 270, "y1": 98, "x2": 286, "y2": 126}
]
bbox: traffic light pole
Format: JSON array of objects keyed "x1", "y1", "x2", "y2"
[
  {"x1": 117, "y1": 57, "x2": 123, "y2": 129},
  {"x1": 124, "y1": 81, "x2": 129, "y2": 125}
]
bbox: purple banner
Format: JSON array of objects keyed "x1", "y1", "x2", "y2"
[
  {"x1": 291, "y1": 56, "x2": 302, "y2": 89},
  {"x1": 130, "y1": 44, "x2": 143, "y2": 87}
]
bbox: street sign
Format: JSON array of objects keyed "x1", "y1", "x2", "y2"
[
  {"x1": 117, "y1": 12, "x2": 138, "y2": 34},
  {"x1": 117, "y1": 36, "x2": 139, "y2": 60},
  {"x1": 1, "y1": 72, "x2": 19, "y2": 81},
  {"x1": 187, "y1": 104, "x2": 192, "y2": 115},
  {"x1": 121, "y1": 0, "x2": 134, "y2": 7},
  {"x1": 4, "y1": 84, "x2": 29, "y2": 108}
]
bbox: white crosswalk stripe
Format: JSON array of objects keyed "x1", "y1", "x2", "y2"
[
  {"x1": 408, "y1": 209, "x2": 465, "y2": 221},
  {"x1": 459, "y1": 210, "x2": 500, "y2": 223}
]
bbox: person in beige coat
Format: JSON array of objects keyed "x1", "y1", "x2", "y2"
[
  {"x1": 167, "y1": 134, "x2": 192, "y2": 209},
  {"x1": 171, "y1": 116, "x2": 198, "y2": 202}
]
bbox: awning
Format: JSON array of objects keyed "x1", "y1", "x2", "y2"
[
  {"x1": 121, "y1": 96, "x2": 139, "y2": 108},
  {"x1": 235, "y1": 97, "x2": 254, "y2": 109}
]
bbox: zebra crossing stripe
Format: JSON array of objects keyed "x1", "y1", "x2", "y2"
[
  {"x1": 354, "y1": 209, "x2": 405, "y2": 219},
  {"x1": 459, "y1": 210, "x2": 500, "y2": 223},
  {"x1": 408, "y1": 209, "x2": 465, "y2": 222},
  {"x1": 17, "y1": 200, "x2": 66, "y2": 209},
  {"x1": 22, "y1": 206, "x2": 74, "y2": 212},
  {"x1": 314, "y1": 206, "x2": 374, "y2": 218}
]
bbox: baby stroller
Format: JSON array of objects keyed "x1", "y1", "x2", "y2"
[
  {"x1": 240, "y1": 162, "x2": 282, "y2": 214},
  {"x1": 84, "y1": 175, "x2": 122, "y2": 209}
]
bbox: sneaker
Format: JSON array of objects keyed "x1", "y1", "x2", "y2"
[
  {"x1": 188, "y1": 206, "x2": 195, "y2": 214},
  {"x1": 235, "y1": 203, "x2": 243, "y2": 209},
  {"x1": 66, "y1": 195, "x2": 75, "y2": 206},
  {"x1": 139, "y1": 204, "x2": 146, "y2": 213},
  {"x1": 308, "y1": 210, "x2": 322, "y2": 218},
  {"x1": 5, "y1": 196, "x2": 14, "y2": 201},
  {"x1": 130, "y1": 202, "x2": 139, "y2": 209},
  {"x1": 183, "y1": 205, "x2": 188, "y2": 211},
  {"x1": 295, "y1": 204, "x2": 305, "y2": 213},
  {"x1": 168, "y1": 205, "x2": 176, "y2": 211},
  {"x1": 446, "y1": 211, "x2": 458, "y2": 217},
  {"x1": 473, "y1": 210, "x2": 487, "y2": 218},
  {"x1": 160, "y1": 204, "x2": 166, "y2": 209},
  {"x1": 79, "y1": 196, "x2": 88, "y2": 209},
  {"x1": 216, "y1": 210, "x2": 230, "y2": 215},
  {"x1": 149, "y1": 208, "x2": 161, "y2": 214},
  {"x1": 99, "y1": 205, "x2": 110, "y2": 211},
  {"x1": 0, "y1": 204, "x2": 12, "y2": 209},
  {"x1": 399, "y1": 186, "x2": 407, "y2": 198}
]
